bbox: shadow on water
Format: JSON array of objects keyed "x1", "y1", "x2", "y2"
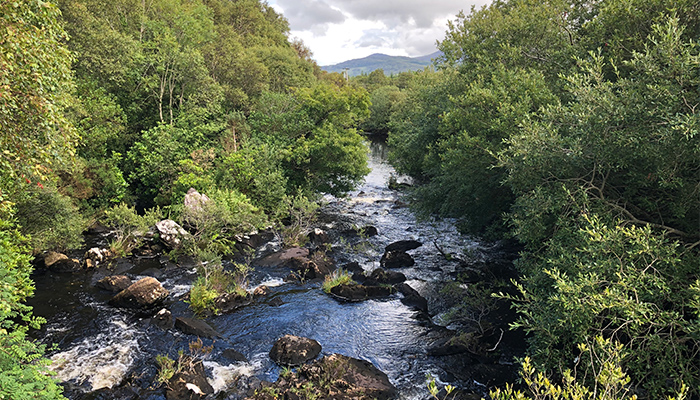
[{"x1": 28, "y1": 134, "x2": 513, "y2": 399}]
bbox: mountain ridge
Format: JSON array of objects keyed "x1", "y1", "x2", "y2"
[{"x1": 321, "y1": 51, "x2": 442, "y2": 77}]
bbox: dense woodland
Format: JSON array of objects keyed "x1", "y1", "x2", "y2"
[{"x1": 1, "y1": 0, "x2": 700, "y2": 398}]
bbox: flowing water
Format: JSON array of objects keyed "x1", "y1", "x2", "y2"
[{"x1": 29, "y1": 136, "x2": 495, "y2": 399}]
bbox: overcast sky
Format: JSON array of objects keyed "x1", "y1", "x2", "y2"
[{"x1": 267, "y1": 0, "x2": 491, "y2": 66}]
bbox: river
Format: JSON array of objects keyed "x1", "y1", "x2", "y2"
[{"x1": 29, "y1": 136, "x2": 513, "y2": 400}]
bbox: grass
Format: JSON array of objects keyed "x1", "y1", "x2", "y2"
[
  {"x1": 322, "y1": 269, "x2": 356, "y2": 293},
  {"x1": 188, "y1": 262, "x2": 249, "y2": 315}
]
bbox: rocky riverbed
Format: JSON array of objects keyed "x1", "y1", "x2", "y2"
[{"x1": 28, "y1": 136, "x2": 523, "y2": 400}]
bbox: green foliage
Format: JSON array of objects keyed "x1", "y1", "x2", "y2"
[
  {"x1": 360, "y1": 85, "x2": 406, "y2": 134},
  {"x1": 102, "y1": 203, "x2": 162, "y2": 257},
  {"x1": 0, "y1": 199, "x2": 66, "y2": 400},
  {"x1": 0, "y1": 0, "x2": 78, "y2": 186},
  {"x1": 322, "y1": 269, "x2": 355, "y2": 294},
  {"x1": 280, "y1": 193, "x2": 319, "y2": 248},
  {"x1": 13, "y1": 186, "x2": 86, "y2": 253},
  {"x1": 489, "y1": 337, "x2": 688, "y2": 400},
  {"x1": 188, "y1": 260, "x2": 249, "y2": 315}
]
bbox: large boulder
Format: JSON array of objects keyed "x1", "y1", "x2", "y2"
[
  {"x1": 43, "y1": 251, "x2": 82, "y2": 272},
  {"x1": 96, "y1": 275, "x2": 132, "y2": 293},
  {"x1": 183, "y1": 188, "x2": 210, "y2": 215},
  {"x1": 155, "y1": 219, "x2": 190, "y2": 250},
  {"x1": 108, "y1": 277, "x2": 169, "y2": 309},
  {"x1": 380, "y1": 251, "x2": 415, "y2": 269},
  {"x1": 269, "y1": 335, "x2": 321, "y2": 366},
  {"x1": 175, "y1": 317, "x2": 219, "y2": 339}
]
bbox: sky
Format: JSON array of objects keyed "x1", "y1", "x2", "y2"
[{"x1": 267, "y1": 0, "x2": 491, "y2": 66}]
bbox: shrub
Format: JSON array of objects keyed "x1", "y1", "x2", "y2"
[
  {"x1": 322, "y1": 269, "x2": 355, "y2": 294},
  {"x1": 102, "y1": 203, "x2": 162, "y2": 257},
  {"x1": 188, "y1": 260, "x2": 249, "y2": 315},
  {"x1": 13, "y1": 185, "x2": 86, "y2": 253}
]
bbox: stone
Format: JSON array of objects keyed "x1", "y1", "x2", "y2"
[
  {"x1": 183, "y1": 188, "x2": 210, "y2": 215},
  {"x1": 152, "y1": 308, "x2": 173, "y2": 330},
  {"x1": 165, "y1": 360, "x2": 214, "y2": 400},
  {"x1": 85, "y1": 247, "x2": 106, "y2": 263},
  {"x1": 395, "y1": 282, "x2": 428, "y2": 312},
  {"x1": 84, "y1": 259, "x2": 95, "y2": 269},
  {"x1": 96, "y1": 275, "x2": 132, "y2": 293},
  {"x1": 364, "y1": 268, "x2": 406, "y2": 285},
  {"x1": 49, "y1": 257, "x2": 82, "y2": 273},
  {"x1": 269, "y1": 335, "x2": 322, "y2": 366},
  {"x1": 155, "y1": 219, "x2": 190, "y2": 249},
  {"x1": 360, "y1": 225, "x2": 379, "y2": 237},
  {"x1": 308, "y1": 228, "x2": 330, "y2": 245},
  {"x1": 175, "y1": 317, "x2": 219, "y2": 339},
  {"x1": 214, "y1": 292, "x2": 251, "y2": 314},
  {"x1": 222, "y1": 349, "x2": 248, "y2": 363},
  {"x1": 329, "y1": 284, "x2": 395, "y2": 302},
  {"x1": 385, "y1": 240, "x2": 422, "y2": 253},
  {"x1": 380, "y1": 251, "x2": 415, "y2": 269},
  {"x1": 253, "y1": 285, "x2": 270, "y2": 297},
  {"x1": 290, "y1": 252, "x2": 334, "y2": 280},
  {"x1": 108, "y1": 277, "x2": 169, "y2": 309},
  {"x1": 255, "y1": 247, "x2": 310, "y2": 267}
]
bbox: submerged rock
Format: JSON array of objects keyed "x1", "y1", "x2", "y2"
[
  {"x1": 108, "y1": 277, "x2": 169, "y2": 309},
  {"x1": 222, "y1": 348, "x2": 248, "y2": 363},
  {"x1": 175, "y1": 317, "x2": 219, "y2": 339},
  {"x1": 96, "y1": 275, "x2": 132, "y2": 293},
  {"x1": 269, "y1": 335, "x2": 322, "y2": 366},
  {"x1": 364, "y1": 268, "x2": 406, "y2": 285}
]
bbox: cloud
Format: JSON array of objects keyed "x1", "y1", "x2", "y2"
[
  {"x1": 275, "y1": 0, "x2": 345, "y2": 32},
  {"x1": 324, "y1": 0, "x2": 475, "y2": 28}
]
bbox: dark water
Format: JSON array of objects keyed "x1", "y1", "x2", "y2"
[{"x1": 29, "y1": 136, "x2": 486, "y2": 399}]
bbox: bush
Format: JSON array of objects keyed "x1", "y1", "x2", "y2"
[
  {"x1": 322, "y1": 269, "x2": 355, "y2": 293},
  {"x1": 13, "y1": 185, "x2": 86, "y2": 253},
  {"x1": 0, "y1": 198, "x2": 66, "y2": 399},
  {"x1": 102, "y1": 203, "x2": 162, "y2": 257},
  {"x1": 188, "y1": 260, "x2": 249, "y2": 315}
]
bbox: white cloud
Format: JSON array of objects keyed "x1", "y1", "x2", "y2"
[{"x1": 269, "y1": 0, "x2": 491, "y2": 65}]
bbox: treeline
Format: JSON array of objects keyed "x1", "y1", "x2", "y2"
[
  {"x1": 1, "y1": 0, "x2": 369, "y2": 397},
  {"x1": 368, "y1": 0, "x2": 700, "y2": 398}
]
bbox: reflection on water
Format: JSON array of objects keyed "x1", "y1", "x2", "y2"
[{"x1": 30, "y1": 134, "x2": 478, "y2": 398}]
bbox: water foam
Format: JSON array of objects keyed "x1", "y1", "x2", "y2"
[{"x1": 49, "y1": 317, "x2": 139, "y2": 391}]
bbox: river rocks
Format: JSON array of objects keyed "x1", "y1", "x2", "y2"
[
  {"x1": 85, "y1": 247, "x2": 109, "y2": 264},
  {"x1": 222, "y1": 348, "x2": 248, "y2": 363},
  {"x1": 385, "y1": 240, "x2": 422, "y2": 253},
  {"x1": 249, "y1": 354, "x2": 397, "y2": 400},
  {"x1": 155, "y1": 219, "x2": 190, "y2": 250},
  {"x1": 183, "y1": 188, "x2": 210, "y2": 215},
  {"x1": 108, "y1": 277, "x2": 169, "y2": 309},
  {"x1": 395, "y1": 283, "x2": 428, "y2": 312},
  {"x1": 308, "y1": 228, "x2": 330, "y2": 245},
  {"x1": 165, "y1": 359, "x2": 214, "y2": 400},
  {"x1": 269, "y1": 335, "x2": 322, "y2": 366},
  {"x1": 380, "y1": 250, "x2": 415, "y2": 269},
  {"x1": 152, "y1": 308, "x2": 173, "y2": 329},
  {"x1": 42, "y1": 251, "x2": 82, "y2": 272},
  {"x1": 329, "y1": 283, "x2": 395, "y2": 302},
  {"x1": 291, "y1": 251, "x2": 334, "y2": 280},
  {"x1": 256, "y1": 247, "x2": 309, "y2": 267},
  {"x1": 175, "y1": 317, "x2": 219, "y2": 339},
  {"x1": 364, "y1": 268, "x2": 406, "y2": 286},
  {"x1": 96, "y1": 275, "x2": 132, "y2": 293},
  {"x1": 253, "y1": 285, "x2": 270, "y2": 297},
  {"x1": 214, "y1": 292, "x2": 251, "y2": 314}
]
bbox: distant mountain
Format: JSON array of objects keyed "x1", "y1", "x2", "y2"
[{"x1": 321, "y1": 51, "x2": 442, "y2": 77}]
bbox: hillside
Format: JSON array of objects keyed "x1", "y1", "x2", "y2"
[{"x1": 321, "y1": 51, "x2": 441, "y2": 77}]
